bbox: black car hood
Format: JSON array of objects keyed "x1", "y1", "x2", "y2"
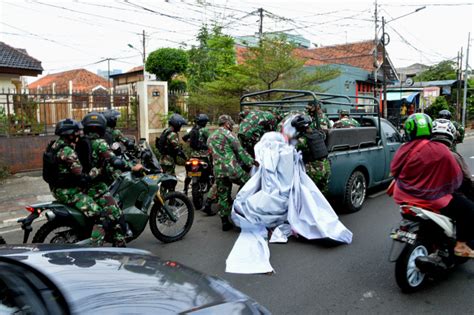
[{"x1": 0, "y1": 245, "x2": 268, "y2": 314}]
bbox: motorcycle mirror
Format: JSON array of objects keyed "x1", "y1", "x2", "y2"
[{"x1": 111, "y1": 142, "x2": 121, "y2": 151}]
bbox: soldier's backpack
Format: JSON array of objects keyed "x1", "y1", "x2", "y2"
[
  {"x1": 76, "y1": 136, "x2": 93, "y2": 173},
  {"x1": 303, "y1": 130, "x2": 328, "y2": 163},
  {"x1": 189, "y1": 126, "x2": 202, "y2": 151},
  {"x1": 156, "y1": 128, "x2": 171, "y2": 155},
  {"x1": 42, "y1": 140, "x2": 64, "y2": 186}
]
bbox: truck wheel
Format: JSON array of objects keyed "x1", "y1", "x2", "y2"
[{"x1": 343, "y1": 170, "x2": 367, "y2": 213}]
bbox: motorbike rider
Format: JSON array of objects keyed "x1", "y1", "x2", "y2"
[
  {"x1": 45, "y1": 118, "x2": 116, "y2": 247},
  {"x1": 438, "y1": 109, "x2": 465, "y2": 151},
  {"x1": 207, "y1": 115, "x2": 256, "y2": 231},
  {"x1": 182, "y1": 113, "x2": 211, "y2": 195},
  {"x1": 389, "y1": 113, "x2": 474, "y2": 258},
  {"x1": 79, "y1": 112, "x2": 142, "y2": 246},
  {"x1": 156, "y1": 113, "x2": 187, "y2": 192},
  {"x1": 431, "y1": 119, "x2": 473, "y2": 200},
  {"x1": 291, "y1": 114, "x2": 330, "y2": 195}
]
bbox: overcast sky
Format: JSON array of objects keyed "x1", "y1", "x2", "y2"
[{"x1": 1, "y1": 0, "x2": 472, "y2": 83}]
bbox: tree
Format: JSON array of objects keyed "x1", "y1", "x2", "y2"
[
  {"x1": 414, "y1": 60, "x2": 457, "y2": 82},
  {"x1": 187, "y1": 25, "x2": 236, "y2": 90},
  {"x1": 424, "y1": 96, "x2": 454, "y2": 119},
  {"x1": 189, "y1": 35, "x2": 339, "y2": 121},
  {"x1": 145, "y1": 48, "x2": 188, "y2": 82}
]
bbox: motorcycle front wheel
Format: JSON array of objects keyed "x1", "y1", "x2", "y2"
[
  {"x1": 395, "y1": 240, "x2": 430, "y2": 293},
  {"x1": 32, "y1": 220, "x2": 82, "y2": 244},
  {"x1": 149, "y1": 192, "x2": 194, "y2": 243}
]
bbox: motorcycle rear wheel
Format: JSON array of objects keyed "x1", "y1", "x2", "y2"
[
  {"x1": 192, "y1": 181, "x2": 208, "y2": 210},
  {"x1": 33, "y1": 221, "x2": 82, "y2": 244},
  {"x1": 149, "y1": 192, "x2": 194, "y2": 243},
  {"x1": 395, "y1": 240, "x2": 430, "y2": 293}
]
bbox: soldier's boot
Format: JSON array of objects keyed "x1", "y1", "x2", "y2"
[
  {"x1": 201, "y1": 199, "x2": 216, "y2": 216},
  {"x1": 221, "y1": 216, "x2": 233, "y2": 231}
]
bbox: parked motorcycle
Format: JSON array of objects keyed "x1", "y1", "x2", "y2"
[
  {"x1": 184, "y1": 157, "x2": 214, "y2": 210},
  {"x1": 18, "y1": 171, "x2": 194, "y2": 245},
  {"x1": 389, "y1": 205, "x2": 468, "y2": 293}
]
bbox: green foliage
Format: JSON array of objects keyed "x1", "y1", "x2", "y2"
[
  {"x1": 425, "y1": 96, "x2": 455, "y2": 119},
  {"x1": 169, "y1": 79, "x2": 187, "y2": 91},
  {"x1": 188, "y1": 35, "x2": 339, "y2": 122},
  {"x1": 415, "y1": 60, "x2": 457, "y2": 82},
  {"x1": 146, "y1": 48, "x2": 189, "y2": 82},
  {"x1": 0, "y1": 159, "x2": 10, "y2": 183},
  {"x1": 187, "y1": 25, "x2": 236, "y2": 90}
]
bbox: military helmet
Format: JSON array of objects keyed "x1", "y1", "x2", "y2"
[
  {"x1": 291, "y1": 114, "x2": 312, "y2": 133},
  {"x1": 55, "y1": 118, "x2": 82, "y2": 136},
  {"x1": 339, "y1": 109, "x2": 350, "y2": 116},
  {"x1": 438, "y1": 109, "x2": 452, "y2": 120},
  {"x1": 432, "y1": 118, "x2": 456, "y2": 142},
  {"x1": 168, "y1": 113, "x2": 187, "y2": 131},
  {"x1": 404, "y1": 113, "x2": 433, "y2": 141},
  {"x1": 195, "y1": 113, "x2": 209, "y2": 127},
  {"x1": 218, "y1": 114, "x2": 235, "y2": 126},
  {"x1": 102, "y1": 109, "x2": 121, "y2": 128},
  {"x1": 82, "y1": 112, "x2": 107, "y2": 136}
]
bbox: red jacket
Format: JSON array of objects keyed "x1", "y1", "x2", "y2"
[{"x1": 389, "y1": 139, "x2": 463, "y2": 212}]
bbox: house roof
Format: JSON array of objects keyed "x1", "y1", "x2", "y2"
[
  {"x1": 109, "y1": 66, "x2": 143, "y2": 79},
  {"x1": 28, "y1": 68, "x2": 109, "y2": 92},
  {"x1": 237, "y1": 40, "x2": 398, "y2": 81},
  {"x1": 0, "y1": 42, "x2": 43, "y2": 76}
]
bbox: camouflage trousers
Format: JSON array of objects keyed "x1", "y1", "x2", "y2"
[
  {"x1": 238, "y1": 134, "x2": 257, "y2": 158},
  {"x1": 160, "y1": 155, "x2": 177, "y2": 194},
  {"x1": 215, "y1": 173, "x2": 250, "y2": 218},
  {"x1": 305, "y1": 158, "x2": 331, "y2": 196},
  {"x1": 86, "y1": 182, "x2": 125, "y2": 246}
]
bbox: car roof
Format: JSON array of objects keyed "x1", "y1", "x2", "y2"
[{"x1": 0, "y1": 245, "x2": 251, "y2": 314}]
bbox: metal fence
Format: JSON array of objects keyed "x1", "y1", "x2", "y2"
[{"x1": 0, "y1": 89, "x2": 138, "y2": 136}]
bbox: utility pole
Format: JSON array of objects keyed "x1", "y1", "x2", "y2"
[
  {"x1": 107, "y1": 58, "x2": 111, "y2": 91},
  {"x1": 462, "y1": 32, "x2": 470, "y2": 127},
  {"x1": 382, "y1": 16, "x2": 387, "y2": 118},
  {"x1": 142, "y1": 30, "x2": 146, "y2": 65},
  {"x1": 373, "y1": 1, "x2": 379, "y2": 107},
  {"x1": 258, "y1": 8, "x2": 263, "y2": 42},
  {"x1": 457, "y1": 47, "x2": 463, "y2": 121}
]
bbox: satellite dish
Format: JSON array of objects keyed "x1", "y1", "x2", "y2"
[{"x1": 405, "y1": 78, "x2": 414, "y2": 86}]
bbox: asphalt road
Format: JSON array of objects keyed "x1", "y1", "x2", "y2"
[{"x1": 3, "y1": 138, "x2": 474, "y2": 314}]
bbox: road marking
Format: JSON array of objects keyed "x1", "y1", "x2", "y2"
[
  {"x1": 368, "y1": 189, "x2": 388, "y2": 199},
  {"x1": 470, "y1": 156, "x2": 474, "y2": 159},
  {"x1": 1, "y1": 227, "x2": 23, "y2": 234}
]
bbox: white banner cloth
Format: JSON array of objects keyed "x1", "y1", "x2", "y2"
[{"x1": 225, "y1": 132, "x2": 352, "y2": 274}]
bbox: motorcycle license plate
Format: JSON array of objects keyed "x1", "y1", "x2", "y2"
[
  {"x1": 390, "y1": 229, "x2": 417, "y2": 244},
  {"x1": 188, "y1": 172, "x2": 201, "y2": 177}
]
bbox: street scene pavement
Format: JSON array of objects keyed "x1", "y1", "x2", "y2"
[{"x1": 2, "y1": 137, "x2": 473, "y2": 314}]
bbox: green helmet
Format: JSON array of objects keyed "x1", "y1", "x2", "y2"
[{"x1": 404, "y1": 113, "x2": 433, "y2": 141}]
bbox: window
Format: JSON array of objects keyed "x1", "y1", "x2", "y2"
[{"x1": 381, "y1": 121, "x2": 401, "y2": 143}]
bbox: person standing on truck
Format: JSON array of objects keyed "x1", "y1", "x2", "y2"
[
  {"x1": 291, "y1": 114, "x2": 330, "y2": 195},
  {"x1": 306, "y1": 102, "x2": 333, "y2": 130},
  {"x1": 333, "y1": 110, "x2": 360, "y2": 128},
  {"x1": 207, "y1": 115, "x2": 256, "y2": 231}
]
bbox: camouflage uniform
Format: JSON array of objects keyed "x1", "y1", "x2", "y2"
[
  {"x1": 159, "y1": 128, "x2": 183, "y2": 176},
  {"x1": 333, "y1": 116, "x2": 360, "y2": 128},
  {"x1": 452, "y1": 121, "x2": 465, "y2": 152},
  {"x1": 208, "y1": 126, "x2": 254, "y2": 217},
  {"x1": 86, "y1": 133, "x2": 125, "y2": 246},
  {"x1": 295, "y1": 133, "x2": 331, "y2": 196},
  {"x1": 106, "y1": 126, "x2": 127, "y2": 144},
  {"x1": 238, "y1": 110, "x2": 277, "y2": 157},
  {"x1": 188, "y1": 126, "x2": 210, "y2": 158}
]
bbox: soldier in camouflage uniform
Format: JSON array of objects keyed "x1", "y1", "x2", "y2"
[
  {"x1": 439, "y1": 109, "x2": 465, "y2": 152},
  {"x1": 156, "y1": 114, "x2": 187, "y2": 193},
  {"x1": 333, "y1": 109, "x2": 360, "y2": 128},
  {"x1": 306, "y1": 102, "x2": 333, "y2": 130},
  {"x1": 47, "y1": 119, "x2": 107, "y2": 246},
  {"x1": 207, "y1": 115, "x2": 256, "y2": 231},
  {"x1": 291, "y1": 115, "x2": 331, "y2": 196},
  {"x1": 238, "y1": 110, "x2": 277, "y2": 157},
  {"x1": 102, "y1": 109, "x2": 135, "y2": 149},
  {"x1": 81, "y1": 112, "x2": 141, "y2": 246}
]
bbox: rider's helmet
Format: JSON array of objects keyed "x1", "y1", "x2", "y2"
[
  {"x1": 102, "y1": 109, "x2": 121, "y2": 128},
  {"x1": 168, "y1": 113, "x2": 187, "y2": 132},
  {"x1": 291, "y1": 114, "x2": 312, "y2": 133},
  {"x1": 55, "y1": 118, "x2": 82, "y2": 137},
  {"x1": 82, "y1": 112, "x2": 107, "y2": 136},
  {"x1": 195, "y1": 114, "x2": 209, "y2": 127},
  {"x1": 432, "y1": 118, "x2": 456, "y2": 146},
  {"x1": 438, "y1": 109, "x2": 452, "y2": 120},
  {"x1": 404, "y1": 113, "x2": 433, "y2": 141}
]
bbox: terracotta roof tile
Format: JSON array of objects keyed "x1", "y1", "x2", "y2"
[
  {"x1": 0, "y1": 41, "x2": 43, "y2": 72},
  {"x1": 28, "y1": 68, "x2": 110, "y2": 92}
]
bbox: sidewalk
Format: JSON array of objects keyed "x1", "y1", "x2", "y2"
[{"x1": 0, "y1": 166, "x2": 187, "y2": 232}]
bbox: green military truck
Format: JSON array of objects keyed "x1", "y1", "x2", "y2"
[{"x1": 240, "y1": 89, "x2": 402, "y2": 213}]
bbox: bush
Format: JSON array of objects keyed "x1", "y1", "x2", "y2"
[{"x1": 0, "y1": 160, "x2": 10, "y2": 183}]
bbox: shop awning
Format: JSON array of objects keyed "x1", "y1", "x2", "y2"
[{"x1": 385, "y1": 91, "x2": 420, "y2": 102}]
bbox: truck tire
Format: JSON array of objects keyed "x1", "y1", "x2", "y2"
[{"x1": 343, "y1": 170, "x2": 367, "y2": 213}]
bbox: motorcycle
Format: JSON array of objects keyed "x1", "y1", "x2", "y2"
[
  {"x1": 389, "y1": 205, "x2": 468, "y2": 293},
  {"x1": 18, "y1": 170, "x2": 195, "y2": 245},
  {"x1": 184, "y1": 157, "x2": 214, "y2": 210}
]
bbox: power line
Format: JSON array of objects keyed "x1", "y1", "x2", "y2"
[{"x1": 381, "y1": 2, "x2": 473, "y2": 7}]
